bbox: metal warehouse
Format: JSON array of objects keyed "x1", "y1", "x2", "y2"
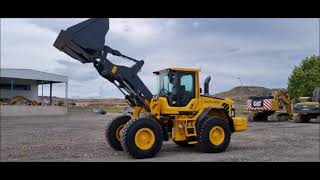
[{"x1": 0, "y1": 68, "x2": 68, "y2": 116}]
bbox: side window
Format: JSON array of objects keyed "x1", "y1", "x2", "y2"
[
  {"x1": 180, "y1": 75, "x2": 193, "y2": 93},
  {"x1": 179, "y1": 73, "x2": 195, "y2": 106}
]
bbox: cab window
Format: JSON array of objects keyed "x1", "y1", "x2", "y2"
[{"x1": 178, "y1": 72, "x2": 195, "y2": 106}]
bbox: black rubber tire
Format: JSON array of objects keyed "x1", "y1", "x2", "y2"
[
  {"x1": 173, "y1": 140, "x2": 195, "y2": 147},
  {"x1": 120, "y1": 118, "x2": 163, "y2": 159},
  {"x1": 105, "y1": 115, "x2": 131, "y2": 151},
  {"x1": 198, "y1": 118, "x2": 231, "y2": 153},
  {"x1": 293, "y1": 114, "x2": 309, "y2": 123},
  {"x1": 196, "y1": 116, "x2": 209, "y2": 134},
  {"x1": 293, "y1": 115, "x2": 302, "y2": 123},
  {"x1": 303, "y1": 116, "x2": 311, "y2": 123}
]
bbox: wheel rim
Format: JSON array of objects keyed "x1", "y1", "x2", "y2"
[
  {"x1": 134, "y1": 128, "x2": 155, "y2": 150},
  {"x1": 209, "y1": 126, "x2": 225, "y2": 145},
  {"x1": 116, "y1": 125, "x2": 124, "y2": 141}
]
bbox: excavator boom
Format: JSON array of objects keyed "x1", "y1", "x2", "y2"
[
  {"x1": 273, "y1": 91, "x2": 293, "y2": 118},
  {"x1": 53, "y1": 18, "x2": 152, "y2": 111}
]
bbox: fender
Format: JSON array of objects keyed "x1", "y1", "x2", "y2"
[{"x1": 196, "y1": 106, "x2": 235, "y2": 133}]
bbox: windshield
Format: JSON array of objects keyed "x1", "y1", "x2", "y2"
[
  {"x1": 158, "y1": 73, "x2": 174, "y2": 96},
  {"x1": 298, "y1": 97, "x2": 312, "y2": 103}
]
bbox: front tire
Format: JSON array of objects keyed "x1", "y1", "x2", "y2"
[
  {"x1": 198, "y1": 118, "x2": 231, "y2": 153},
  {"x1": 120, "y1": 118, "x2": 163, "y2": 159},
  {"x1": 105, "y1": 115, "x2": 131, "y2": 151}
]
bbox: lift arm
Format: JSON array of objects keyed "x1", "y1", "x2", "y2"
[{"x1": 53, "y1": 18, "x2": 152, "y2": 111}]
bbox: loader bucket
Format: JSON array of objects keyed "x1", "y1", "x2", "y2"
[{"x1": 53, "y1": 18, "x2": 109, "y2": 63}]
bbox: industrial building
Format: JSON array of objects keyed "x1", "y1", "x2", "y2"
[{"x1": 0, "y1": 68, "x2": 68, "y2": 116}]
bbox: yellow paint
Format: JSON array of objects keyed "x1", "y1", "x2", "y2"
[
  {"x1": 209, "y1": 126, "x2": 225, "y2": 145},
  {"x1": 134, "y1": 128, "x2": 155, "y2": 150},
  {"x1": 297, "y1": 102, "x2": 320, "y2": 105},
  {"x1": 111, "y1": 66, "x2": 118, "y2": 74},
  {"x1": 188, "y1": 141, "x2": 198, "y2": 144},
  {"x1": 232, "y1": 117, "x2": 247, "y2": 132},
  {"x1": 172, "y1": 120, "x2": 187, "y2": 141},
  {"x1": 115, "y1": 125, "x2": 124, "y2": 141},
  {"x1": 154, "y1": 67, "x2": 201, "y2": 74},
  {"x1": 130, "y1": 68, "x2": 247, "y2": 144}
]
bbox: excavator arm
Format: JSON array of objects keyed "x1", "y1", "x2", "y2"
[
  {"x1": 273, "y1": 91, "x2": 293, "y2": 118},
  {"x1": 53, "y1": 18, "x2": 152, "y2": 111}
]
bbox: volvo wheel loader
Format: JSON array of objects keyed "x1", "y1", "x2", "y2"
[
  {"x1": 53, "y1": 18, "x2": 247, "y2": 159},
  {"x1": 247, "y1": 91, "x2": 293, "y2": 122},
  {"x1": 293, "y1": 86, "x2": 320, "y2": 123}
]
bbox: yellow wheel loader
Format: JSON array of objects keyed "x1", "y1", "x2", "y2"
[
  {"x1": 247, "y1": 91, "x2": 293, "y2": 122},
  {"x1": 293, "y1": 87, "x2": 320, "y2": 123},
  {"x1": 53, "y1": 18, "x2": 247, "y2": 159}
]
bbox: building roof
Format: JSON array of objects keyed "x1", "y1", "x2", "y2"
[
  {"x1": 0, "y1": 69, "x2": 68, "y2": 83},
  {"x1": 153, "y1": 67, "x2": 201, "y2": 74}
]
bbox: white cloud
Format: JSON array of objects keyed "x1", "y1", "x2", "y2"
[
  {"x1": 1, "y1": 19, "x2": 69, "y2": 70},
  {"x1": 1, "y1": 18, "x2": 318, "y2": 99},
  {"x1": 108, "y1": 18, "x2": 164, "y2": 46}
]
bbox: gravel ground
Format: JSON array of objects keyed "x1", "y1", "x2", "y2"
[{"x1": 1, "y1": 113, "x2": 319, "y2": 162}]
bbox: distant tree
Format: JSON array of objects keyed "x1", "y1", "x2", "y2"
[{"x1": 287, "y1": 55, "x2": 320, "y2": 100}]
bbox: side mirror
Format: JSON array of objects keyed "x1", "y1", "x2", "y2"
[{"x1": 200, "y1": 88, "x2": 202, "y2": 94}]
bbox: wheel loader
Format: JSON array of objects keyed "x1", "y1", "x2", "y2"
[
  {"x1": 53, "y1": 18, "x2": 247, "y2": 159},
  {"x1": 293, "y1": 86, "x2": 320, "y2": 123},
  {"x1": 247, "y1": 91, "x2": 293, "y2": 122}
]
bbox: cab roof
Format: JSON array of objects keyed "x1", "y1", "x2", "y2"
[{"x1": 153, "y1": 68, "x2": 200, "y2": 75}]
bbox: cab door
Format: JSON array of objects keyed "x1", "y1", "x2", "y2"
[{"x1": 176, "y1": 72, "x2": 196, "y2": 107}]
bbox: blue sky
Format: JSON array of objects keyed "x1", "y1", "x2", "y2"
[{"x1": 1, "y1": 18, "x2": 319, "y2": 99}]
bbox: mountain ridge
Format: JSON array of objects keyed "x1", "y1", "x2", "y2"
[{"x1": 213, "y1": 86, "x2": 281, "y2": 104}]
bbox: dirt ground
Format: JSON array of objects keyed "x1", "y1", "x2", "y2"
[{"x1": 1, "y1": 113, "x2": 319, "y2": 162}]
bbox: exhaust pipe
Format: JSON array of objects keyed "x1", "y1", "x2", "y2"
[
  {"x1": 53, "y1": 18, "x2": 109, "y2": 64},
  {"x1": 204, "y1": 76, "x2": 211, "y2": 95}
]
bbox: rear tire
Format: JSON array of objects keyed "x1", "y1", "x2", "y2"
[
  {"x1": 105, "y1": 115, "x2": 131, "y2": 151},
  {"x1": 198, "y1": 118, "x2": 231, "y2": 153},
  {"x1": 120, "y1": 118, "x2": 163, "y2": 159}
]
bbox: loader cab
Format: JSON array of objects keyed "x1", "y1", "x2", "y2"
[{"x1": 154, "y1": 68, "x2": 200, "y2": 107}]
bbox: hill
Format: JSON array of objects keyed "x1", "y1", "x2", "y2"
[{"x1": 213, "y1": 86, "x2": 279, "y2": 104}]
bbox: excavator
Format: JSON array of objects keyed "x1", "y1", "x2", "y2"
[
  {"x1": 293, "y1": 86, "x2": 320, "y2": 123},
  {"x1": 247, "y1": 91, "x2": 293, "y2": 122},
  {"x1": 53, "y1": 18, "x2": 247, "y2": 159}
]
